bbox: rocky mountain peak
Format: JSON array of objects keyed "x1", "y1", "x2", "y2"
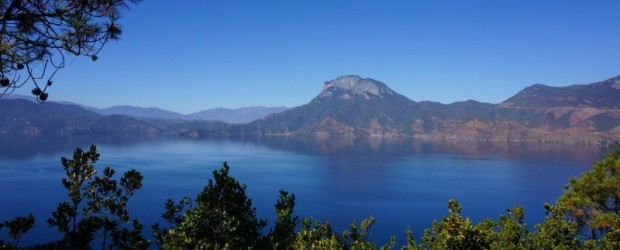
[{"x1": 319, "y1": 75, "x2": 396, "y2": 100}]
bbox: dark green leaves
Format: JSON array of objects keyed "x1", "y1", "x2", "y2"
[
  {"x1": 268, "y1": 190, "x2": 298, "y2": 249},
  {"x1": 47, "y1": 144, "x2": 149, "y2": 249},
  {"x1": 0, "y1": 0, "x2": 140, "y2": 101},
  {"x1": 421, "y1": 199, "x2": 491, "y2": 250},
  {"x1": 158, "y1": 162, "x2": 267, "y2": 249},
  {"x1": 1, "y1": 214, "x2": 35, "y2": 248},
  {"x1": 151, "y1": 197, "x2": 192, "y2": 247},
  {"x1": 549, "y1": 148, "x2": 620, "y2": 247}
]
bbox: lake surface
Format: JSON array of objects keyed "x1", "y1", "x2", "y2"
[{"x1": 0, "y1": 134, "x2": 612, "y2": 246}]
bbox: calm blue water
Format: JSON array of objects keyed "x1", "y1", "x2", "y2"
[{"x1": 0, "y1": 134, "x2": 611, "y2": 246}]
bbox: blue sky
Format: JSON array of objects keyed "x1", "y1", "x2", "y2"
[{"x1": 16, "y1": 1, "x2": 620, "y2": 114}]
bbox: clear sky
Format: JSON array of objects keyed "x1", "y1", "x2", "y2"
[{"x1": 14, "y1": 0, "x2": 620, "y2": 114}]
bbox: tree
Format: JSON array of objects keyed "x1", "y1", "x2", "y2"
[
  {"x1": 341, "y1": 216, "x2": 378, "y2": 250},
  {"x1": 86, "y1": 167, "x2": 149, "y2": 249},
  {"x1": 530, "y1": 203, "x2": 579, "y2": 250},
  {"x1": 555, "y1": 148, "x2": 620, "y2": 243},
  {"x1": 0, "y1": 213, "x2": 35, "y2": 249},
  {"x1": 291, "y1": 216, "x2": 394, "y2": 250},
  {"x1": 292, "y1": 217, "x2": 340, "y2": 249},
  {"x1": 151, "y1": 196, "x2": 192, "y2": 248},
  {"x1": 47, "y1": 145, "x2": 100, "y2": 248},
  {"x1": 490, "y1": 206, "x2": 530, "y2": 250},
  {"x1": 267, "y1": 190, "x2": 298, "y2": 249},
  {"x1": 46, "y1": 145, "x2": 149, "y2": 249},
  {"x1": 0, "y1": 0, "x2": 140, "y2": 102},
  {"x1": 401, "y1": 227, "x2": 421, "y2": 250},
  {"x1": 421, "y1": 199, "x2": 491, "y2": 250},
  {"x1": 159, "y1": 162, "x2": 267, "y2": 249}
]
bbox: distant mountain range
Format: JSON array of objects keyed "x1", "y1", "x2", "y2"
[
  {"x1": 185, "y1": 107, "x2": 290, "y2": 123},
  {"x1": 0, "y1": 99, "x2": 159, "y2": 135},
  {"x1": 3, "y1": 95, "x2": 289, "y2": 123},
  {"x1": 2, "y1": 75, "x2": 619, "y2": 143},
  {"x1": 86, "y1": 105, "x2": 289, "y2": 123},
  {"x1": 86, "y1": 105, "x2": 186, "y2": 120}
]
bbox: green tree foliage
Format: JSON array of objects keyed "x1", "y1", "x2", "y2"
[
  {"x1": 555, "y1": 148, "x2": 620, "y2": 244},
  {"x1": 290, "y1": 216, "x2": 397, "y2": 250},
  {"x1": 47, "y1": 145, "x2": 99, "y2": 248},
  {"x1": 530, "y1": 203, "x2": 579, "y2": 250},
  {"x1": 421, "y1": 199, "x2": 491, "y2": 249},
  {"x1": 0, "y1": 0, "x2": 140, "y2": 101},
  {"x1": 400, "y1": 227, "x2": 421, "y2": 250},
  {"x1": 158, "y1": 162, "x2": 267, "y2": 249},
  {"x1": 342, "y1": 217, "x2": 378, "y2": 249},
  {"x1": 0, "y1": 213, "x2": 35, "y2": 249},
  {"x1": 46, "y1": 145, "x2": 149, "y2": 249},
  {"x1": 267, "y1": 190, "x2": 298, "y2": 249},
  {"x1": 293, "y1": 218, "x2": 340, "y2": 249},
  {"x1": 490, "y1": 206, "x2": 530, "y2": 250},
  {"x1": 151, "y1": 197, "x2": 192, "y2": 247}
]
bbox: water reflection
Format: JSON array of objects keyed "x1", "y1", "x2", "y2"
[
  {"x1": 232, "y1": 135, "x2": 610, "y2": 164},
  {"x1": 0, "y1": 134, "x2": 159, "y2": 159},
  {"x1": 0, "y1": 134, "x2": 610, "y2": 163}
]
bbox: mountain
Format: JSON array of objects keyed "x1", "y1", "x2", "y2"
[
  {"x1": 234, "y1": 75, "x2": 620, "y2": 142},
  {"x1": 2, "y1": 93, "x2": 39, "y2": 102},
  {"x1": 0, "y1": 97, "x2": 276, "y2": 135},
  {"x1": 87, "y1": 104, "x2": 288, "y2": 123},
  {"x1": 501, "y1": 75, "x2": 620, "y2": 109},
  {"x1": 492, "y1": 75, "x2": 620, "y2": 135},
  {"x1": 1, "y1": 95, "x2": 186, "y2": 120},
  {"x1": 0, "y1": 99, "x2": 158, "y2": 134},
  {"x1": 2, "y1": 75, "x2": 619, "y2": 142},
  {"x1": 187, "y1": 106, "x2": 290, "y2": 123},
  {"x1": 93, "y1": 105, "x2": 186, "y2": 120},
  {"x1": 238, "y1": 75, "x2": 495, "y2": 137},
  {"x1": 243, "y1": 76, "x2": 414, "y2": 136}
]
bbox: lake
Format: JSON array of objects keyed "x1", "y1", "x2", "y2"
[{"x1": 0, "y1": 134, "x2": 611, "y2": 246}]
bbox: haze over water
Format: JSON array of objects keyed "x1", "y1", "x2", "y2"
[{"x1": 0, "y1": 134, "x2": 611, "y2": 246}]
